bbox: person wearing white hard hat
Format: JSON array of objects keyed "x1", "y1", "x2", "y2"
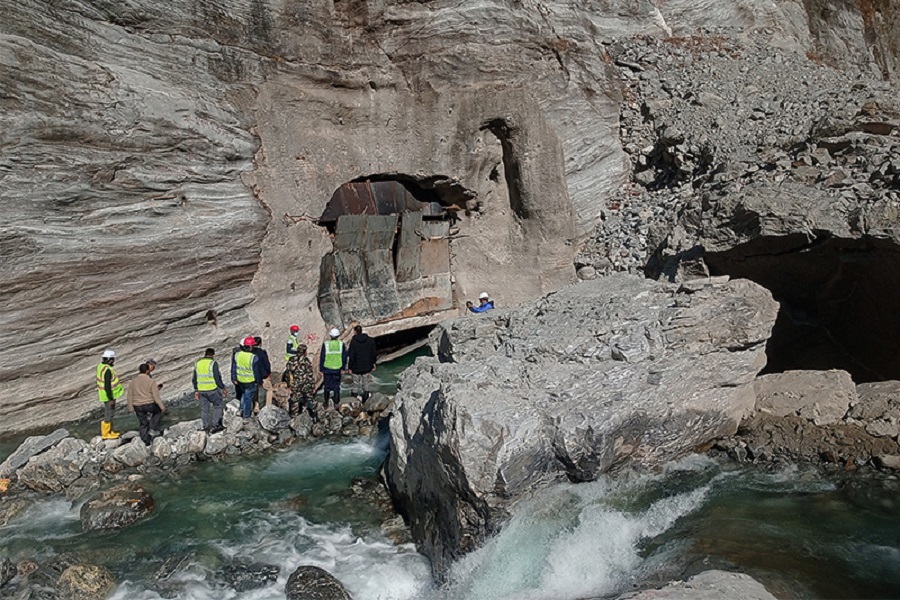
[
  {"x1": 466, "y1": 291, "x2": 495, "y2": 314},
  {"x1": 96, "y1": 349, "x2": 124, "y2": 439},
  {"x1": 319, "y1": 328, "x2": 348, "y2": 410}
]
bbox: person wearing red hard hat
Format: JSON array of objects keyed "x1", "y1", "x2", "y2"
[
  {"x1": 231, "y1": 336, "x2": 261, "y2": 418},
  {"x1": 285, "y1": 325, "x2": 301, "y2": 362}
]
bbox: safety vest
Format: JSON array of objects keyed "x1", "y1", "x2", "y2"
[
  {"x1": 195, "y1": 358, "x2": 218, "y2": 391},
  {"x1": 285, "y1": 336, "x2": 299, "y2": 361},
  {"x1": 234, "y1": 351, "x2": 256, "y2": 384},
  {"x1": 323, "y1": 339, "x2": 344, "y2": 370},
  {"x1": 96, "y1": 363, "x2": 124, "y2": 402}
]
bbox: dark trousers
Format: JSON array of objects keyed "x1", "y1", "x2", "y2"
[
  {"x1": 134, "y1": 404, "x2": 162, "y2": 446},
  {"x1": 289, "y1": 393, "x2": 317, "y2": 420},
  {"x1": 322, "y1": 371, "x2": 341, "y2": 408}
]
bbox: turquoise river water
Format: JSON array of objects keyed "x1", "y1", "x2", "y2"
[{"x1": 1, "y1": 351, "x2": 899, "y2": 599}]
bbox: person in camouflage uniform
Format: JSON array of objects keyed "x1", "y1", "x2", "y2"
[{"x1": 285, "y1": 343, "x2": 316, "y2": 420}]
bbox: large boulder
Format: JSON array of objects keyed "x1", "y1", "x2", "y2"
[
  {"x1": 16, "y1": 437, "x2": 89, "y2": 493},
  {"x1": 0, "y1": 428, "x2": 69, "y2": 477},
  {"x1": 257, "y1": 405, "x2": 291, "y2": 433},
  {"x1": 285, "y1": 566, "x2": 352, "y2": 600},
  {"x1": 387, "y1": 275, "x2": 778, "y2": 573},
  {"x1": 851, "y1": 381, "x2": 900, "y2": 440},
  {"x1": 112, "y1": 438, "x2": 151, "y2": 468},
  {"x1": 80, "y1": 482, "x2": 155, "y2": 531}
]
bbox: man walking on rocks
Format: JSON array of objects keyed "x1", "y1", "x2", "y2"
[
  {"x1": 96, "y1": 349, "x2": 124, "y2": 440},
  {"x1": 128, "y1": 362, "x2": 168, "y2": 445},
  {"x1": 348, "y1": 325, "x2": 377, "y2": 402},
  {"x1": 232, "y1": 337, "x2": 262, "y2": 419},
  {"x1": 193, "y1": 348, "x2": 227, "y2": 433},
  {"x1": 319, "y1": 328, "x2": 347, "y2": 410}
]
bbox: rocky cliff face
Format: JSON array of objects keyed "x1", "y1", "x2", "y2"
[
  {"x1": 1, "y1": 0, "x2": 897, "y2": 432},
  {"x1": 386, "y1": 275, "x2": 778, "y2": 574}
]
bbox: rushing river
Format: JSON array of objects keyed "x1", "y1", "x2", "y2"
[{"x1": 2, "y1": 351, "x2": 899, "y2": 599}]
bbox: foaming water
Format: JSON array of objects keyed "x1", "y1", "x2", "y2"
[
  {"x1": 0, "y1": 498, "x2": 81, "y2": 546},
  {"x1": 438, "y1": 460, "x2": 718, "y2": 600}
]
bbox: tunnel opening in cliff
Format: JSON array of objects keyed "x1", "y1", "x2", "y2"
[
  {"x1": 705, "y1": 234, "x2": 900, "y2": 383},
  {"x1": 317, "y1": 177, "x2": 471, "y2": 334}
]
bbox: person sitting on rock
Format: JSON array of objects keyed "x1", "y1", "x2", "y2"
[
  {"x1": 466, "y1": 292, "x2": 495, "y2": 313},
  {"x1": 128, "y1": 362, "x2": 168, "y2": 446}
]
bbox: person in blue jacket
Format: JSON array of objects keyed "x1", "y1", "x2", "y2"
[{"x1": 467, "y1": 292, "x2": 495, "y2": 313}]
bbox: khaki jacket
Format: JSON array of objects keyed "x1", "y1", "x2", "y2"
[{"x1": 127, "y1": 373, "x2": 166, "y2": 410}]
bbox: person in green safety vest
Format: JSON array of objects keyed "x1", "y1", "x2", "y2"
[
  {"x1": 319, "y1": 328, "x2": 348, "y2": 410},
  {"x1": 96, "y1": 349, "x2": 124, "y2": 439},
  {"x1": 231, "y1": 336, "x2": 262, "y2": 418},
  {"x1": 285, "y1": 324, "x2": 301, "y2": 362},
  {"x1": 193, "y1": 347, "x2": 227, "y2": 432}
]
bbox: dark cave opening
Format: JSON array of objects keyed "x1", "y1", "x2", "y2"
[{"x1": 705, "y1": 234, "x2": 900, "y2": 383}]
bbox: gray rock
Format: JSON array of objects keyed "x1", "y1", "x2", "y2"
[
  {"x1": 874, "y1": 454, "x2": 900, "y2": 470},
  {"x1": 164, "y1": 420, "x2": 203, "y2": 439},
  {"x1": 576, "y1": 265, "x2": 598, "y2": 280},
  {"x1": 285, "y1": 565, "x2": 352, "y2": 600},
  {"x1": 290, "y1": 413, "x2": 313, "y2": 439},
  {"x1": 0, "y1": 428, "x2": 69, "y2": 477},
  {"x1": 363, "y1": 393, "x2": 390, "y2": 414},
  {"x1": 754, "y1": 370, "x2": 856, "y2": 426},
  {"x1": 150, "y1": 436, "x2": 174, "y2": 462},
  {"x1": 257, "y1": 405, "x2": 291, "y2": 433},
  {"x1": 852, "y1": 381, "x2": 900, "y2": 440},
  {"x1": 616, "y1": 570, "x2": 777, "y2": 600},
  {"x1": 204, "y1": 431, "x2": 229, "y2": 455},
  {"x1": 112, "y1": 439, "x2": 150, "y2": 467},
  {"x1": 80, "y1": 482, "x2": 155, "y2": 531},
  {"x1": 16, "y1": 437, "x2": 89, "y2": 493},
  {"x1": 388, "y1": 275, "x2": 777, "y2": 573}
]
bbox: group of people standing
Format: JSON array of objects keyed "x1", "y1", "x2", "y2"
[{"x1": 95, "y1": 323, "x2": 380, "y2": 445}]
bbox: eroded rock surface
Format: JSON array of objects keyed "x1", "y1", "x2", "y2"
[
  {"x1": 285, "y1": 565, "x2": 352, "y2": 600},
  {"x1": 80, "y1": 482, "x2": 155, "y2": 531},
  {"x1": 2, "y1": 0, "x2": 898, "y2": 435},
  {"x1": 615, "y1": 570, "x2": 777, "y2": 600},
  {"x1": 387, "y1": 274, "x2": 778, "y2": 573}
]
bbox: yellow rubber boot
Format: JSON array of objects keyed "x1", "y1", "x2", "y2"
[{"x1": 101, "y1": 421, "x2": 120, "y2": 440}]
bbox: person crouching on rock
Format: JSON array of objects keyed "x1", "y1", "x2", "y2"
[
  {"x1": 466, "y1": 291, "x2": 495, "y2": 313},
  {"x1": 96, "y1": 349, "x2": 125, "y2": 439},
  {"x1": 193, "y1": 347, "x2": 227, "y2": 433},
  {"x1": 319, "y1": 328, "x2": 347, "y2": 410},
  {"x1": 128, "y1": 362, "x2": 168, "y2": 446},
  {"x1": 285, "y1": 343, "x2": 316, "y2": 420}
]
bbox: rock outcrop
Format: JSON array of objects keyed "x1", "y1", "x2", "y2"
[
  {"x1": 387, "y1": 274, "x2": 778, "y2": 574},
  {"x1": 2, "y1": 0, "x2": 898, "y2": 434},
  {"x1": 615, "y1": 570, "x2": 777, "y2": 600}
]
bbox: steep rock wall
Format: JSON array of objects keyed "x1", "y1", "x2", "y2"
[{"x1": 1, "y1": 0, "x2": 895, "y2": 432}]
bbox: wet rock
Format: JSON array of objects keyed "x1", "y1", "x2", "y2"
[
  {"x1": 754, "y1": 370, "x2": 855, "y2": 426},
  {"x1": 258, "y1": 405, "x2": 291, "y2": 433},
  {"x1": 0, "y1": 495, "x2": 31, "y2": 526},
  {"x1": 616, "y1": 570, "x2": 777, "y2": 600},
  {"x1": 221, "y1": 561, "x2": 279, "y2": 592},
  {"x1": 0, "y1": 428, "x2": 69, "y2": 477},
  {"x1": 285, "y1": 565, "x2": 352, "y2": 600},
  {"x1": 113, "y1": 438, "x2": 150, "y2": 467},
  {"x1": 57, "y1": 564, "x2": 116, "y2": 600},
  {"x1": 1, "y1": 557, "x2": 15, "y2": 587},
  {"x1": 80, "y1": 482, "x2": 155, "y2": 531}
]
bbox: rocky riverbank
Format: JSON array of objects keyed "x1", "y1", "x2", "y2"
[{"x1": 0, "y1": 395, "x2": 391, "y2": 524}]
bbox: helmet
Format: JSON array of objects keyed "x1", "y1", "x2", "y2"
[
  {"x1": 479, "y1": 292, "x2": 490, "y2": 300},
  {"x1": 329, "y1": 328, "x2": 341, "y2": 338},
  {"x1": 242, "y1": 336, "x2": 256, "y2": 347},
  {"x1": 102, "y1": 349, "x2": 116, "y2": 359},
  {"x1": 290, "y1": 325, "x2": 300, "y2": 332}
]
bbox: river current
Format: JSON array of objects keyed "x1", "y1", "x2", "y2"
[{"x1": 2, "y1": 352, "x2": 899, "y2": 599}]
